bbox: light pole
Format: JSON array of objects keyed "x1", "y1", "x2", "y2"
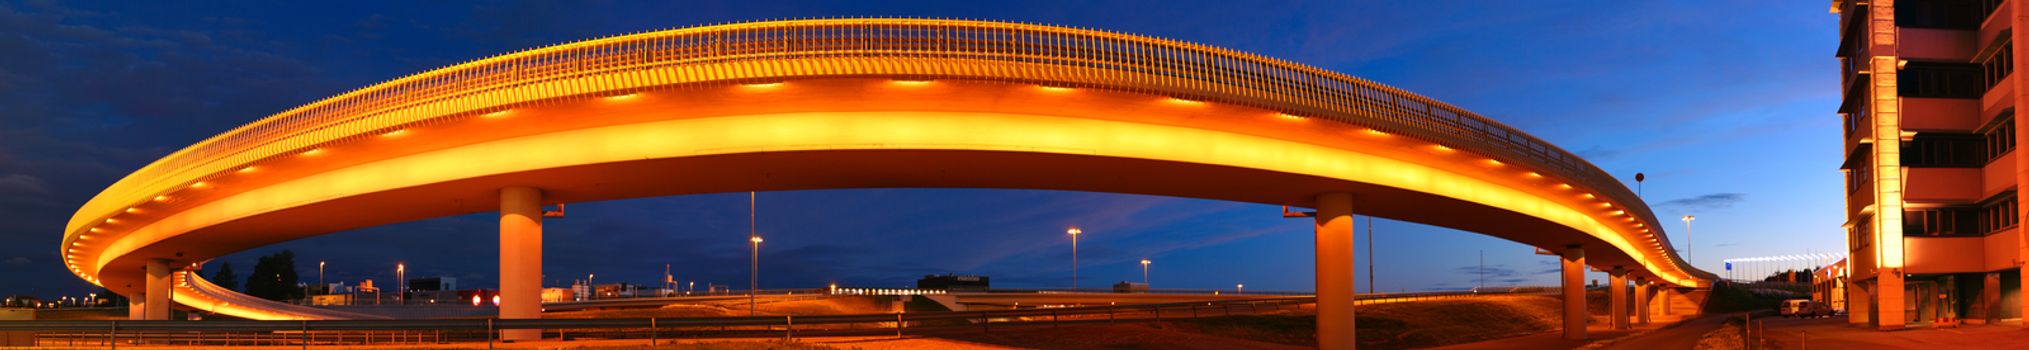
[
  {"x1": 587, "y1": 274, "x2": 595, "y2": 299},
  {"x1": 1140, "y1": 258, "x2": 1152, "y2": 286},
  {"x1": 395, "y1": 262, "x2": 405, "y2": 305},
  {"x1": 318, "y1": 261, "x2": 325, "y2": 295},
  {"x1": 1236, "y1": 283, "x2": 1245, "y2": 295},
  {"x1": 1067, "y1": 227, "x2": 1082, "y2": 290},
  {"x1": 750, "y1": 235, "x2": 762, "y2": 316},
  {"x1": 1681, "y1": 215, "x2": 1696, "y2": 267}
]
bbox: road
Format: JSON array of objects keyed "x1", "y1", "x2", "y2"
[
  {"x1": 1755, "y1": 316, "x2": 2029, "y2": 349},
  {"x1": 1598, "y1": 314, "x2": 1730, "y2": 350}
]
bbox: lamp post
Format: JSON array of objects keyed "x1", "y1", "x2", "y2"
[
  {"x1": 588, "y1": 274, "x2": 595, "y2": 300},
  {"x1": 1681, "y1": 215, "x2": 1696, "y2": 267},
  {"x1": 1067, "y1": 227, "x2": 1082, "y2": 290},
  {"x1": 750, "y1": 235, "x2": 763, "y2": 316},
  {"x1": 1236, "y1": 284, "x2": 1245, "y2": 295},
  {"x1": 318, "y1": 261, "x2": 325, "y2": 296},
  {"x1": 1140, "y1": 258, "x2": 1152, "y2": 286},
  {"x1": 395, "y1": 263, "x2": 405, "y2": 305}
]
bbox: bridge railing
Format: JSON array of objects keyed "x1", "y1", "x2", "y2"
[{"x1": 69, "y1": 18, "x2": 1694, "y2": 287}]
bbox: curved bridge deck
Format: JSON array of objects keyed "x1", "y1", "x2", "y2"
[{"x1": 59, "y1": 19, "x2": 1711, "y2": 345}]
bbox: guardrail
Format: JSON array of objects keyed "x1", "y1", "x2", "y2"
[
  {"x1": 66, "y1": 19, "x2": 1689, "y2": 287},
  {"x1": 3, "y1": 287, "x2": 1554, "y2": 347}
]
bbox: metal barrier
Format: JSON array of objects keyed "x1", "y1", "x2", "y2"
[{"x1": 2, "y1": 288, "x2": 1550, "y2": 347}]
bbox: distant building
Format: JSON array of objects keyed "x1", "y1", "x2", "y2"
[
  {"x1": 541, "y1": 288, "x2": 574, "y2": 303},
  {"x1": 917, "y1": 274, "x2": 989, "y2": 291},
  {"x1": 1113, "y1": 281, "x2": 1149, "y2": 293},
  {"x1": 407, "y1": 277, "x2": 457, "y2": 291}
]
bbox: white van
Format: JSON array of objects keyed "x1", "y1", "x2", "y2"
[{"x1": 1779, "y1": 299, "x2": 1833, "y2": 318}]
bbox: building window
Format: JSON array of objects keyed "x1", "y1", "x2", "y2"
[
  {"x1": 1902, "y1": 61, "x2": 1985, "y2": 98},
  {"x1": 1981, "y1": 194, "x2": 2019, "y2": 233},
  {"x1": 1904, "y1": 207, "x2": 1979, "y2": 236},
  {"x1": 1850, "y1": 215, "x2": 1874, "y2": 249},
  {"x1": 1897, "y1": 0, "x2": 1984, "y2": 29},
  {"x1": 1984, "y1": 42, "x2": 2013, "y2": 90},
  {"x1": 1985, "y1": 111, "x2": 2016, "y2": 162},
  {"x1": 1846, "y1": 154, "x2": 1871, "y2": 193},
  {"x1": 1902, "y1": 134, "x2": 1984, "y2": 167}
]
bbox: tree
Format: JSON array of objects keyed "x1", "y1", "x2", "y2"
[
  {"x1": 243, "y1": 250, "x2": 304, "y2": 301},
  {"x1": 210, "y1": 262, "x2": 240, "y2": 292}
]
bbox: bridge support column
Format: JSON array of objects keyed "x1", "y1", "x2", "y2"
[
  {"x1": 1560, "y1": 245, "x2": 1586, "y2": 340},
  {"x1": 1313, "y1": 192, "x2": 1356, "y2": 350},
  {"x1": 127, "y1": 296, "x2": 145, "y2": 320},
  {"x1": 144, "y1": 259, "x2": 171, "y2": 320},
  {"x1": 1876, "y1": 273, "x2": 1904, "y2": 330},
  {"x1": 1609, "y1": 267, "x2": 1628, "y2": 330},
  {"x1": 1659, "y1": 287, "x2": 1672, "y2": 316},
  {"x1": 1634, "y1": 278, "x2": 1650, "y2": 325},
  {"x1": 500, "y1": 187, "x2": 544, "y2": 341}
]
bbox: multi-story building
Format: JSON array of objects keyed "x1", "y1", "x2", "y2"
[{"x1": 1836, "y1": 0, "x2": 2026, "y2": 329}]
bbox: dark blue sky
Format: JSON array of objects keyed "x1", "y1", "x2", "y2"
[{"x1": 0, "y1": 0, "x2": 1842, "y2": 298}]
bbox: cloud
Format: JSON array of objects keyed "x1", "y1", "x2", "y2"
[
  {"x1": 0, "y1": 174, "x2": 46, "y2": 194},
  {"x1": 1656, "y1": 193, "x2": 1746, "y2": 212}
]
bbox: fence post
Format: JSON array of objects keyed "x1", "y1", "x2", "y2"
[
  {"x1": 896, "y1": 313, "x2": 904, "y2": 339},
  {"x1": 1108, "y1": 306, "x2": 1115, "y2": 323},
  {"x1": 649, "y1": 318, "x2": 657, "y2": 346},
  {"x1": 785, "y1": 315, "x2": 794, "y2": 341},
  {"x1": 300, "y1": 320, "x2": 308, "y2": 350},
  {"x1": 486, "y1": 319, "x2": 494, "y2": 350},
  {"x1": 108, "y1": 320, "x2": 116, "y2": 350},
  {"x1": 1052, "y1": 309, "x2": 1060, "y2": 328}
]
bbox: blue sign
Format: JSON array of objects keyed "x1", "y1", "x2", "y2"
[{"x1": 1725, "y1": 262, "x2": 1732, "y2": 271}]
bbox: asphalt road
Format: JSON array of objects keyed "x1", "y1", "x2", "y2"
[{"x1": 1599, "y1": 314, "x2": 1732, "y2": 350}]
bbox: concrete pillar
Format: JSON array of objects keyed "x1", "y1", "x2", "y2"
[
  {"x1": 1634, "y1": 278, "x2": 1650, "y2": 325},
  {"x1": 144, "y1": 259, "x2": 171, "y2": 320},
  {"x1": 1660, "y1": 287, "x2": 1672, "y2": 316},
  {"x1": 1610, "y1": 267, "x2": 1628, "y2": 330},
  {"x1": 1560, "y1": 245, "x2": 1586, "y2": 340},
  {"x1": 1313, "y1": 192, "x2": 1356, "y2": 350},
  {"x1": 499, "y1": 187, "x2": 544, "y2": 341},
  {"x1": 1877, "y1": 273, "x2": 1905, "y2": 330},
  {"x1": 1849, "y1": 281, "x2": 1872, "y2": 325},
  {"x1": 127, "y1": 296, "x2": 144, "y2": 320},
  {"x1": 2012, "y1": 0, "x2": 2029, "y2": 328}
]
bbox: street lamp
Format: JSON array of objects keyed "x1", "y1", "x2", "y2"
[
  {"x1": 1140, "y1": 259, "x2": 1152, "y2": 286},
  {"x1": 750, "y1": 235, "x2": 763, "y2": 316},
  {"x1": 1236, "y1": 283, "x2": 1245, "y2": 295},
  {"x1": 1067, "y1": 227, "x2": 1082, "y2": 290},
  {"x1": 395, "y1": 262, "x2": 405, "y2": 305},
  {"x1": 318, "y1": 261, "x2": 325, "y2": 295},
  {"x1": 1681, "y1": 215, "x2": 1696, "y2": 267},
  {"x1": 587, "y1": 274, "x2": 596, "y2": 300}
]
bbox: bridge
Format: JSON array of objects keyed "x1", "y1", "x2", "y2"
[{"x1": 59, "y1": 18, "x2": 1714, "y2": 348}]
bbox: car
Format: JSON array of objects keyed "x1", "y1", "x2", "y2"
[{"x1": 1779, "y1": 299, "x2": 1834, "y2": 318}]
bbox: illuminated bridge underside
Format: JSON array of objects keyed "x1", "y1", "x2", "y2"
[{"x1": 61, "y1": 19, "x2": 1712, "y2": 320}]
